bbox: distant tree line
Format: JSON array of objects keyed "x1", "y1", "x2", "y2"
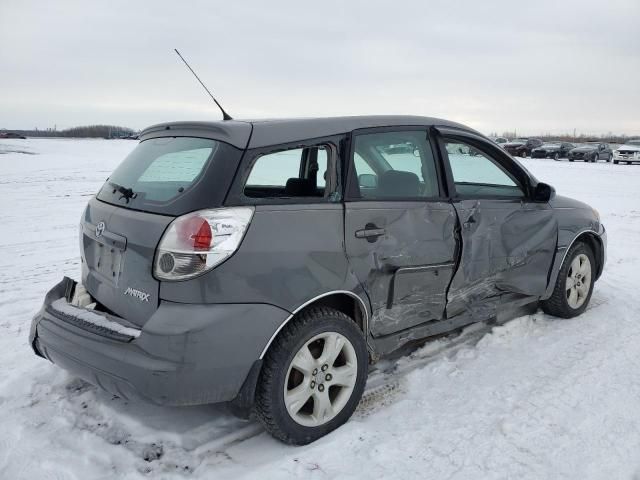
[{"x1": 1, "y1": 125, "x2": 136, "y2": 138}]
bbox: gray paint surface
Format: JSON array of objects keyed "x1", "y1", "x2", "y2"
[
  {"x1": 81, "y1": 198, "x2": 173, "y2": 326},
  {"x1": 159, "y1": 204, "x2": 365, "y2": 312}
]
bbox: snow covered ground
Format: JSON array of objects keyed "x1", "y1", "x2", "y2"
[{"x1": 1, "y1": 138, "x2": 640, "y2": 479}]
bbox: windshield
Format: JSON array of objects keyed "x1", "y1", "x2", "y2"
[
  {"x1": 626, "y1": 140, "x2": 640, "y2": 146},
  {"x1": 512, "y1": 138, "x2": 527, "y2": 143},
  {"x1": 541, "y1": 143, "x2": 559, "y2": 148},
  {"x1": 96, "y1": 137, "x2": 241, "y2": 215}
]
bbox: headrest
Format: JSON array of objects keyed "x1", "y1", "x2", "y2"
[
  {"x1": 377, "y1": 170, "x2": 421, "y2": 197},
  {"x1": 284, "y1": 178, "x2": 317, "y2": 197}
]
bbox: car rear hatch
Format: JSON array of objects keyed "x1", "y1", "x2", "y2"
[
  {"x1": 81, "y1": 198, "x2": 173, "y2": 326},
  {"x1": 81, "y1": 135, "x2": 246, "y2": 327}
]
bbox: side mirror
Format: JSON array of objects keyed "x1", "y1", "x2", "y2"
[
  {"x1": 533, "y1": 182, "x2": 555, "y2": 202},
  {"x1": 358, "y1": 173, "x2": 378, "y2": 189}
]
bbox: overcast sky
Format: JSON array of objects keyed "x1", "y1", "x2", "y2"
[{"x1": 1, "y1": 0, "x2": 639, "y2": 135}]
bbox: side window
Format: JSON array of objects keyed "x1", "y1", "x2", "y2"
[
  {"x1": 444, "y1": 140, "x2": 524, "y2": 198},
  {"x1": 244, "y1": 146, "x2": 329, "y2": 198},
  {"x1": 351, "y1": 130, "x2": 440, "y2": 199}
]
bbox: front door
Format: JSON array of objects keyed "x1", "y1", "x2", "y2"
[
  {"x1": 344, "y1": 128, "x2": 458, "y2": 337},
  {"x1": 438, "y1": 132, "x2": 558, "y2": 320}
]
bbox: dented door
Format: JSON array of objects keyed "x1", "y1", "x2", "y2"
[
  {"x1": 446, "y1": 199, "x2": 557, "y2": 319},
  {"x1": 438, "y1": 134, "x2": 558, "y2": 320},
  {"x1": 343, "y1": 127, "x2": 458, "y2": 337},
  {"x1": 345, "y1": 201, "x2": 458, "y2": 336}
]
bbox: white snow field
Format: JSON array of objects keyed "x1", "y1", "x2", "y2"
[{"x1": 1, "y1": 138, "x2": 640, "y2": 479}]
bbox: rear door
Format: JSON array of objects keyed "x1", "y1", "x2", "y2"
[
  {"x1": 436, "y1": 129, "x2": 557, "y2": 320},
  {"x1": 344, "y1": 127, "x2": 458, "y2": 337}
]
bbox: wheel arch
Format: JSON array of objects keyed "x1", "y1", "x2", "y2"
[
  {"x1": 575, "y1": 231, "x2": 605, "y2": 280},
  {"x1": 543, "y1": 228, "x2": 605, "y2": 300},
  {"x1": 258, "y1": 290, "x2": 370, "y2": 360},
  {"x1": 559, "y1": 230, "x2": 605, "y2": 280}
]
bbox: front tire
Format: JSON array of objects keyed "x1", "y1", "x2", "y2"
[
  {"x1": 542, "y1": 242, "x2": 595, "y2": 318},
  {"x1": 520, "y1": 150, "x2": 527, "y2": 158},
  {"x1": 553, "y1": 152, "x2": 560, "y2": 160},
  {"x1": 254, "y1": 307, "x2": 368, "y2": 445}
]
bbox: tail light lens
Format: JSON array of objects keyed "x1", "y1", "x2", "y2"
[{"x1": 154, "y1": 207, "x2": 254, "y2": 281}]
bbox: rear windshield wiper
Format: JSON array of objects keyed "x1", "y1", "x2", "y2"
[{"x1": 108, "y1": 181, "x2": 138, "y2": 203}]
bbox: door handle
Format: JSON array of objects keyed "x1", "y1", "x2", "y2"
[{"x1": 355, "y1": 224, "x2": 386, "y2": 242}]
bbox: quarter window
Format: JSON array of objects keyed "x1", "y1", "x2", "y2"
[
  {"x1": 244, "y1": 146, "x2": 329, "y2": 198},
  {"x1": 351, "y1": 131, "x2": 440, "y2": 199},
  {"x1": 444, "y1": 140, "x2": 524, "y2": 198}
]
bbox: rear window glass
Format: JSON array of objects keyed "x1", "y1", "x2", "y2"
[
  {"x1": 137, "y1": 148, "x2": 211, "y2": 184},
  {"x1": 97, "y1": 137, "x2": 222, "y2": 212}
]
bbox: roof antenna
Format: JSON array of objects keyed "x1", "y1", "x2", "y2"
[{"x1": 174, "y1": 48, "x2": 232, "y2": 121}]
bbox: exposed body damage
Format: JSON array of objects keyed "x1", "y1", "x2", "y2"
[
  {"x1": 344, "y1": 201, "x2": 458, "y2": 338},
  {"x1": 446, "y1": 199, "x2": 557, "y2": 317},
  {"x1": 362, "y1": 197, "x2": 563, "y2": 356}
]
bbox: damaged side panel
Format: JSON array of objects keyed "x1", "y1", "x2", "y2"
[
  {"x1": 446, "y1": 198, "x2": 558, "y2": 320},
  {"x1": 344, "y1": 201, "x2": 458, "y2": 337}
]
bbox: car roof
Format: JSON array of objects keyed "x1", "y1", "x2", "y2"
[{"x1": 139, "y1": 115, "x2": 477, "y2": 149}]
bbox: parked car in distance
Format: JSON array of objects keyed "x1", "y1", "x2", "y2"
[
  {"x1": 29, "y1": 116, "x2": 606, "y2": 445},
  {"x1": 531, "y1": 142, "x2": 575, "y2": 160},
  {"x1": 0, "y1": 132, "x2": 27, "y2": 139},
  {"x1": 568, "y1": 143, "x2": 613, "y2": 163},
  {"x1": 613, "y1": 139, "x2": 640, "y2": 164},
  {"x1": 490, "y1": 136, "x2": 509, "y2": 145},
  {"x1": 503, "y1": 137, "x2": 544, "y2": 157}
]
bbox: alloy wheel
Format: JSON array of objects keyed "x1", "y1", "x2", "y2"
[
  {"x1": 284, "y1": 332, "x2": 358, "y2": 427},
  {"x1": 566, "y1": 253, "x2": 592, "y2": 309}
]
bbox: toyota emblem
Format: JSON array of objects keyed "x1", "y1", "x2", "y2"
[{"x1": 95, "y1": 221, "x2": 106, "y2": 238}]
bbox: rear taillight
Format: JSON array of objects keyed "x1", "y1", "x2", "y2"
[{"x1": 154, "y1": 207, "x2": 254, "y2": 281}]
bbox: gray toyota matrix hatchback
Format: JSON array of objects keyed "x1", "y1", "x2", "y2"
[{"x1": 30, "y1": 116, "x2": 606, "y2": 444}]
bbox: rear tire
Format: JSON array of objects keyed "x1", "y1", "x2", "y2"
[
  {"x1": 520, "y1": 150, "x2": 527, "y2": 158},
  {"x1": 254, "y1": 307, "x2": 368, "y2": 445},
  {"x1": 614, "y1": 160, "x2": 619, "y2": 165},
  {"x1": 542, "y1": 242, "x2": 595, "y2": 319},
  {"x1": 553, "y1": 152, "x2": 560, "y2": 160}
]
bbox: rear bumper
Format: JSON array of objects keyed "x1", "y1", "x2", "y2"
[{"x1": 30, "y1": 278, "x2": 288, "y2": 406}]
